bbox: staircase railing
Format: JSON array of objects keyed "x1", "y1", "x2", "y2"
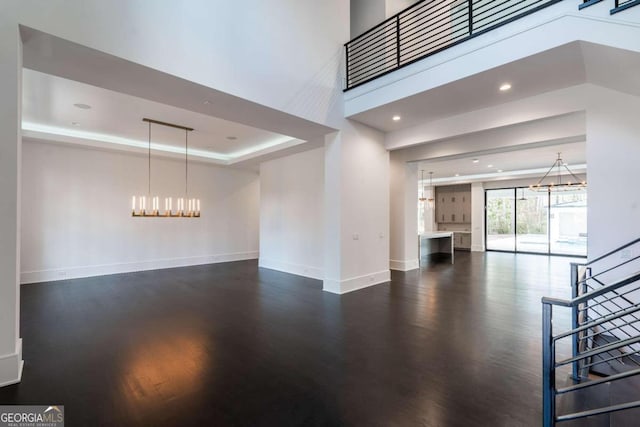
[{"x1": 542, "y1": 237, "x2": 640, "y2": 426}]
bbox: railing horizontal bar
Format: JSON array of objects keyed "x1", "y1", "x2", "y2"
[
  {"x1": 345, "y1": 0, "x2": 424, "y2": 47},
  {"x1": 349, "y1": 62, "x2": 398, "y2": 84},
  {"x1": 579, "y1": 254, "x2": 640, "y2": 285},
  {"x1": 542, "y1": 297, "x2": 572, "y2": 307},
  {"x1": 348, "y1": 45, "x2": 396, "y2": 69},
  {"x1": 397, "y1": 7, "x2": 469, "y2": 51},
  {"x1": 348, "y1": 45, "x2": 397, "y2": 72},
  {"x1": 472, "y1": 0, "x2": 508, "y2": 16},
  {"x1": 474, "y1": 0, "x2": 539, "y2": 22},
  {"x1": 399, "y1": 21, "x2": 470, "y2": 60},
  {"x1": 556, "y1": 400, "x2": 640, "y2": 422},
  {"x1": 473, "y1": 1, "x2": 548, "y2": 33},
  {"x1": 584, "y1": 285, "x2": 640, "y2": 313},
  {"x1": 348, "y1": 24, "x2": 397, "y2": 58},
  {"x1": 349, "y1": 21, "x2": 396, "y2": 49},
  {"x1": 399, "y1": 30, "x2": 470, "y2": 64},
  {"x1": 554, "y1": 303, "x2": 640, "y2": 341},
  {"x1": 557, "y1": 366, "x2": 640, "y2": 394},
  {"x1": 582, "y1": 320, "x2": 640, "y2": 341},
  {"x1": 399, "y1": 0, "x2": 457, "y2": 27},
  {"x1": 348, "y1": 61, "x2": 399, "y2": 83},
  {"x1": 556, "y1": 272, "x2": 640, "y2": 307},
  {"x1": 398, "y1": 0, "x2": 464, "y2": 37},
  {"x1": 581, "y1": 348, "x2": 640, "y2": 370},
  {"x1": 556, "y1": 335, "x2": 640, "y2": 366},
  {"x1": 398, "y1": 10, "x2": 470, "y2": 51}
]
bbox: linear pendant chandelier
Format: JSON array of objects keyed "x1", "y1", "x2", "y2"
[{"x1": 131, "y1": 118, "x2": 201, "y2": 218}]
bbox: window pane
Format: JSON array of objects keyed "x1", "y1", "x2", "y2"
[
  {"x1": 549, "y1": 189, "x2": 587, "y2": 256},
  {"x1": 516, "y1": 188, "x2": 549, "y2": 253},
  {"x1": 486, "y1": 189, "x2": 515, "y2": 251}
]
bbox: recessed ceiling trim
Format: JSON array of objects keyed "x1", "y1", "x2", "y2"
[{"x1": 21, "y1": 122, "x2": 304, "y2": 164}]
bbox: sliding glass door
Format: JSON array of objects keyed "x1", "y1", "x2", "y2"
[
  {"x1": 485, "y1": 187, "x2": 587, "y2": 256},
  {"x1": 516, "y1": 188, "x2": 548, "y2": 254},
  {"x1": 486, "y1": 189, "x2": 515, "y2": 251},
  {"x1": 549, "y1": 189, "x2": 588, "y2": 256}
]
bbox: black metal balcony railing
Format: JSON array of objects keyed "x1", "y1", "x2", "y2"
[{"x1": 344, "y1": 0, "x2": 563, "y2": 90}]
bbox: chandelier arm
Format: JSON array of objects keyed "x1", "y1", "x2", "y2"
[
  {"x1": 535, "y1": 162, "x2": 557, "y2": 187},
  {"x1": 562, "y1": 164, "x2": 585, "y2": 184}
]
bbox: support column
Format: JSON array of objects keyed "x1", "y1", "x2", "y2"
[
  {"x1": 323, "y1": 120, "x2": 390, "y2": 294},
  {"x1": 0, "y1": 20, "x2": 23, "y2": 387},
  {"x1": 389, "y1": 153, "x2": 418, "y2": 271},
  {"x1": 471, "y1": 182, "x2": 485, "y2": 252},
  {"x1": 586, "y1": 86, "x2": 640, "y2": 261}
]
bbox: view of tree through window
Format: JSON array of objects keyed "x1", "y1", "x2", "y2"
[{"x1": 486, "y1": 187, "x2": 587, "y2": 256}]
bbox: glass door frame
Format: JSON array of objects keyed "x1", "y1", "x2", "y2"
[{"x1": 484, "y1": 186, "x2": 587, "y2": 258}]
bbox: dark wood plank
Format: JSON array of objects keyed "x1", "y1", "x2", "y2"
[{"x1": 0, "y1": 252, "x2": 582, "y2": 426}]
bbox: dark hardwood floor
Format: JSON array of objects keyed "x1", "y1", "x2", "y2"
[{"x1": 0, "y1": 252, "x2": 582, "y2": 426}]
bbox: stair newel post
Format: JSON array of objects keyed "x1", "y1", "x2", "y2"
[
  {"x1": 570, "y1": 262, "x2": 580, "y2": 381},
  {"x1": 543, "y1": 302, "x2": 555, "y2": 427}
]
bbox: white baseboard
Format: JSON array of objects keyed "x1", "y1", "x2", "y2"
[
  {"x1": 258, "y1": 258, "x2": 323, "y2": 280},
  {"x1": 323, "y1": 269, "x2": 391, "y2": 294},
  {"x1": 389, "y1": 259, "x2": 419, "y2": 271},
  {"x1": 20, "y1": 251, "x2": 259, "y2": 284},
  {"x1": 0, "y1": 339, "x2": 23, "y2": 388},
  {"x1": 471, "y1": 244, "x2": 485, "y2": 252}
]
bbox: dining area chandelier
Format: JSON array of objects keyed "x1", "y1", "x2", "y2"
[{"x1": 131, "y1": 118, "x2": 201, "y2": 217}]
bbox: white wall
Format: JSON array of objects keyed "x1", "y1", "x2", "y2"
[
  {"x1": 4, "y1": 0, "x2": 349, "y2": 129},
  {"x1": 390, "y1": 153, "x2": 418, "y2": 271},
  {"x1": 586, "y1": 86, "x2": 640, "y2": 260},
  {"x1": 0, "y1": 22, "x2": 22, "y2": 387},
  {"x1": 20, "y1": 140, "x2": 259, "y2": 283},
  {"x1": 324, "y1": 120, "x2": 390, "y2": 293},
  {"x1": 259, "y1": 147, "x2": 324, "y2": 280},
  {"x1": 385, "y1": 0, "x2": 417, "y2": 17},
  {"x1": 350, "y1": 0, "x2": 385, "y2": 38}
]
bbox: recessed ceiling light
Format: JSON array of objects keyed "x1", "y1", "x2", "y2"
[
  {"x1": 226, "y1": 136, "x2": 237, "y2": 141},
  {"x1": 499, "y1": 83, "x2": 512, "y2": 92},
  {"x1": 73, "y1": 103, "x2": 91, "y2": 110},
  {"x1": 488, "y1": 164, "x2": 494, "y2": 168},
  {"x1": 392, "y1": 115, "x2": 401, "y2": 121},
  {"x1": 472, "y1": 159, "x2": 479, "y2": 163},
  {"x1": 497, "y1": 169, "x2": 503, "y2": 173},
  {"x1": 455, "y1": 173, "x2": 460, "y2": 177},
  {"x1": 71, "y1": 122, "x2": 80, "y2": 126}
]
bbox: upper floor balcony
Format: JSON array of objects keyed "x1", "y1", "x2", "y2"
[{"x1": 344, "y1": 0, "x2": 640, "y2": 91}]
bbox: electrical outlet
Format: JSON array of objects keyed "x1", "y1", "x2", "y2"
[{"x1": 352, "y1": 234, "x2": 359, "y2": 241}]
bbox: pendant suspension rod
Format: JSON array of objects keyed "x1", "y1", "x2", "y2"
[
  {"x1": 185, "y1": 129, "x2": 188, "y2": 197},
  {"x1": 148, "y1": 120, "x2": 151, "y2": 196}
]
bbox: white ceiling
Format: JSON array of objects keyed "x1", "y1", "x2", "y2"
[
  {"x1": 350, "y1": 42, "x2": 640, "y2": 133},
  {"x1": 20, "y1": 27, "x2": 335, "y2": 167},
  {"x1": 22, "y1": 69, "x2": 297, "y2": 161},
  {"x1": 416, "y1": 141, "x2": 586, "y2": 184}
]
